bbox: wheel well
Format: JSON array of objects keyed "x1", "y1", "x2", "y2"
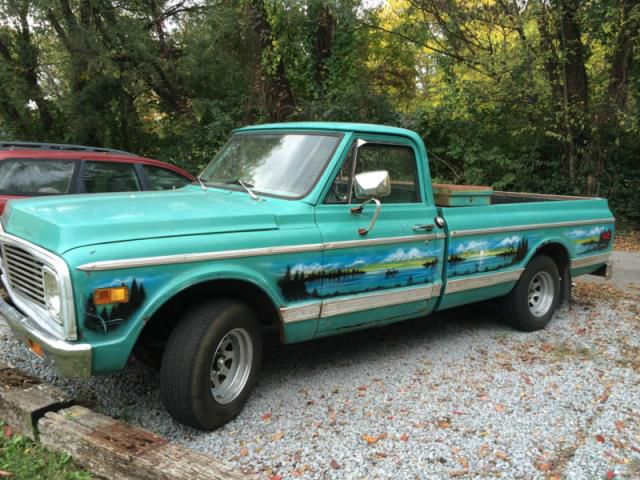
[
  {"x1": 135, "y1": 279, "x2": 282, "y2": 356},
  {"x1": 533, "y1": 242, "x2": 570, "y2": 304}
]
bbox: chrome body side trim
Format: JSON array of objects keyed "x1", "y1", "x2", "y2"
[
  {"x1": 571, "y1": 252, "x2": 611, "y2": 269},
  {"x1": 280, "y1": 284, "x2": 436, "y2": 323},
  {"x1": 450, "y1": 218, "x2": 615, "y2": 238},
  {"x1": 280, "y1": 303, "x2": 322, "y2": 323},
  {"x1": 445, "y1": 269, "x2": 524, "y2": 294},
  {"x1": 78, "y1": 233, "x2": 446, "y2": 272},
  {"x1": 320, "y1": 285, "x2": 433, "y2": 318},
  {"x1": 0, "y1": 299, "x2": 91, "y2": 378},
  {"x1": 0, "y1": 224, "x2": 77, "y2": 341},
  {"x1": 323, "y1": 233, "x2": 445, "y2": 250},
  {"x1": 79, "y1": 243, "x2": 324, "y2": 271}
]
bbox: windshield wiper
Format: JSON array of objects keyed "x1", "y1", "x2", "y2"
[
  {"x1": 196, "y1": 175, "x2": 208, "y2": 191},
  {"x1": 225, "y1": 179, "x2": 261, "y2": 201}
]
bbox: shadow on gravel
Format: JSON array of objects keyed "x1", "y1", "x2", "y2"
[{"x1": 259, "y1": 301, "x2": 506, "y2": 383}]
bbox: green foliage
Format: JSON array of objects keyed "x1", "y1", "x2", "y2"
[
  {"x1": 0, "y1": 424, "x2": 91, "y2": 479},
  {"x1": 0, "y1": 0, "x2": 637, "y2": 225}
]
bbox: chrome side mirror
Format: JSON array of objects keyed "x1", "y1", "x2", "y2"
[
  {"x1": 353, "y1": 170, "x2": 391, "y2": 200},
  {"x1": 350, "y1": 170, "x2": 391, "y2": 236}
]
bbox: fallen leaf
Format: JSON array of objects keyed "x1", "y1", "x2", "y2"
[
  {"x1": 330, "y1": 459, "x2": 341, "y2": 470},
  {"x1": 0, "y1": 471, "x2": 12, "y2": 478},
  {"x1": 239, "y1": 447, "x2": 249, "y2": 457},
  {"x1": 595, "y1": 434, "x2": 605, "y2": 443},
  {"x1": 261, "y1": 412, "x2": 272, "y2": 421},
  {"x1": 362, "y1": 433, "x2": 387, "y2": 444},
  {"x1": 495, "y1": 450, "x2": 508, "y2": 460},
  {"x1": 536, "y1": 462, "x2": 552, "y2": 472},
  {"x1": 494, "y1": 404, "x2": 505, "y2": 413},
  {"x1": 606, "y1": 471, "x2": 616, "y2": 480},
  {"x1": 271, "y1": 431, "x2": 285, "y2": 442},
  {"x1": 452, "y1": 410, "x2": 465, "y2": 415},
  {"x1": 269, "y1": 475, "x2": 282, "y2": 480},
  {"x1": 375, "y1": 451, "x2": 388, "y2": 459},
  {"x1": 328, "y1": 409, "x2": 337, "y2": 425},
  {"x1": 357, "y1": 385, "x2": 368, "y2": 391},
  {"x1": 363, "y1": 434, "x2": 380, "y2": 444},
  {"x1": 437, "y1": 420, "x2": 451, "y2": 429},
  {"x1": 615, "y1": 421, "x2": 625, "y2": 432},
  {"x1": 399, "y1": 433, "x2": 409, "y2": 442},
  {"x1": 2, "y1": 425, "x2": 12, "y2": 439}
]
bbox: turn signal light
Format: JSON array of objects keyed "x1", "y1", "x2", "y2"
[
  {"x1": 28, "y1": 339, "x2": 44, "y2": 358},
  {"x1": 94, "y1": 286, "x2": 129, "y2": 305}
]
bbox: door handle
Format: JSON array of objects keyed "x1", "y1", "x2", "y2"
[{"x1": 413, "y1": 224, "x2": 435, "y2": 232}]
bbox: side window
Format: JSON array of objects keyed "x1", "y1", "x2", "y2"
[
  {"x1": 0, "y1": 159, "x2": 75, "y2": 194},
  {"x1": 324, "y1": 142, "x2": 420, "y2": 204},
  {"x1": 82, "y1": 162, "x2": 141, "y2": 193},
  {"x1": 143, "y1": 165, "x2": 191, "y2": 190},
  {"x1": 355, "y1": 144, "x2": 420, "y2": 204}
]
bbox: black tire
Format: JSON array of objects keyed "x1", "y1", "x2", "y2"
[
  {"x1": 159, "y1": 299, "x2": 262, "y2": 430},
  {"x1": 503, "y1": 255, "x2": 561, "y2": 332}
]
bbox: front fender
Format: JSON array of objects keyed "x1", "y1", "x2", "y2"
[{"x1": 70, "y1": 261, "x2": 286, "y2": 374}]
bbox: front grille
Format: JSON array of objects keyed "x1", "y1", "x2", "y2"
[{"x1": 1, "y1": 244, "x2": 46, "y2": 307}]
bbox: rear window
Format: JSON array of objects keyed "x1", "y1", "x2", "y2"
[
  {"x1": 143, "y1": 165, "x2": 191, "y2": 190},
  {"x1": 0, "y1": 158, "x2": 75, "y2": 195}
]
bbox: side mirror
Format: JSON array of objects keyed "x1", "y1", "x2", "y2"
[
  {"x1": 350, "y1": 170, "x2": 390, "y2": 236},
  {"x1": 353, "y1": 170, "x2": 391, "y2": 200}
]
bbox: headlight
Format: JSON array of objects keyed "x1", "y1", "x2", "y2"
[{"x1": 43, "y1": 268, "x2": 62, "y2": 324}]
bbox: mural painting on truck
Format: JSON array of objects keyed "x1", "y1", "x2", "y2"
[
  {"x1": 83, "y1": 278, "x2": 147, "y2": 333},
  {"x1": 446, "y1": 223, "x2": 614, "y2": 279},
  {"x1": 278, "y1": 244, "x2": 440, "y2": 301},
  {"x1": 447, "y1": 235, "x2": 530, "y2": 278},
  {"x1": 569, "y1": 225, "x2": 613, "y2": 255}
]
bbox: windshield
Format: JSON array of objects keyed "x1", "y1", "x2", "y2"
[
  {"x1": 200, "y1": 132, "x2": 341, "y2": 198},
  {"x1": 0, "y1": 159, "x2": 75, "y2": 195}
]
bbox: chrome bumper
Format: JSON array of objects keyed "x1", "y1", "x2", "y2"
[{"x1": 0, "y1": 299, "x2": 91, "y2": 378}]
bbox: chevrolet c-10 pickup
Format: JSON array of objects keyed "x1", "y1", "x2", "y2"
[{"x1": 0, "y1": 122, "x2": 614, "y2": 429}]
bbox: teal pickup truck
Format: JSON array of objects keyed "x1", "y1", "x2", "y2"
[{"x1": 0, "y1": 123, "x2": 614, "y2": 429}]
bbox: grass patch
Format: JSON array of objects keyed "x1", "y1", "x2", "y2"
[{"x1": 0, "y1": 423, "x2": 91, "y2": 479}]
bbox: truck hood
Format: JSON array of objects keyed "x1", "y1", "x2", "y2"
[{"x1": 1, "y1": 186, "x2": 282, "y2": 254}]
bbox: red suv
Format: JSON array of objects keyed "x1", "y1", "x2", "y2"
[{"x1": 0, "y1": 142, "x2": 194, "y2": 214}]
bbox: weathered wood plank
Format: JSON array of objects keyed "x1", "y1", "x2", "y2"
[
  {"x1": 0, "y1": 363, "x2": 72, "y2": 439},
  {"x1": 39, "y1": 406, "x2": 253, "y2": 480}
]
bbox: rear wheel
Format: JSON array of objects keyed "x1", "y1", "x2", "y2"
[
  {"x1": 159, "y1": 300, "x2": 262, "y2": 430},
  {"x1": 504, "y1": 255, "x2": 560, "y2": 332}
]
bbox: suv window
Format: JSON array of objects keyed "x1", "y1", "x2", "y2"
[
  {"x1": 143, "y1": 165, "x2": 191, "y2": 190},
  {"x1": 82, "y1": 161, "x2": 141, "y2": 193},
  {"x1": 325, "y1": 142, "x2": 421, "y2": 204},
  {"x1": 0, "y1": 159, "x2": 75, "y2": 195}
]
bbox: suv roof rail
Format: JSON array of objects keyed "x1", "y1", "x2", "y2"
[{"x1": 0, "y1": 141, "x2": 135, "y2": 156}]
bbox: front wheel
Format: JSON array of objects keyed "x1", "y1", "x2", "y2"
[
  {"x1": 503, "y1": 255, "x2": 561, "y2": 332},
  {"x1": 159, "y1": 300, "x2": 262, "y2": 430}
]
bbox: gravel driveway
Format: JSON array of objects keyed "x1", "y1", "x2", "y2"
[{"x1": 1, "y1": 282, "x2": 639, "y2": 479}]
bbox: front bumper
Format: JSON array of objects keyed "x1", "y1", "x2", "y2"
[{"x1": 0, "y1": 299, "x2": 91, "y2": 378}]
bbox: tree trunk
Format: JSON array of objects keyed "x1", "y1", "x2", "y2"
[{"x1": 248, "y1": 0, "x2": 295, "y2": 121}]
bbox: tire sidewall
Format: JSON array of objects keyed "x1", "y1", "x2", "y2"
[
  {"x1": 189, "y1": 302, "x2": 262, "y2": 429},
  {"x1": 508, "y1": 255, "x2": 561, "y2": 331}
]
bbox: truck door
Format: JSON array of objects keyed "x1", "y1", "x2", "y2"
[{"x1": 313, "y1": 135, "x2": 445, "y2": 335}]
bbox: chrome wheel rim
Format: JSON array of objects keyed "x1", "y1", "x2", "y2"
[
  {"x1": 528, "y1": 271, "x2": 555, "y2": 317},
  {"x1": 210, "y1": 328, "x2": 253, "y2": 405}
]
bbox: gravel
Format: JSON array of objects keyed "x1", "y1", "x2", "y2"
[{"x1": 1, "y1": 285, "x2": 639, "y2": 479}]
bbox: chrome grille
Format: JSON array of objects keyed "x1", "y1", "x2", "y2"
[{"x1": 1, "y1": 244, "x2": 46, "y2": 307}]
